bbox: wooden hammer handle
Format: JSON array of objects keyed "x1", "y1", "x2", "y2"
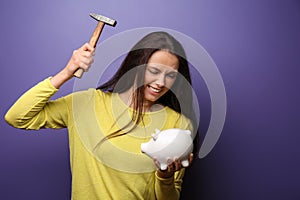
[{"x1": 73, "y1": 22, "x2": 105, "y2": 78}]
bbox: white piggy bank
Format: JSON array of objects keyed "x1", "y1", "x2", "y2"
[{"x1": 141, "y1": 128, "x2": 193, "y2": 170}]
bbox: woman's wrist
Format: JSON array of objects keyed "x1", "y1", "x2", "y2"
[
  {"x1": 156, "y1": 169, "x2": 174, "y2": 179},
  {"x1": 50, "y1": 69, "x2": 73, "y2": 89}
]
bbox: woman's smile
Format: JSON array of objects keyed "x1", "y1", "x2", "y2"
[{"x1": 147, "y1": 85, "x2": 162, "y2": 93}]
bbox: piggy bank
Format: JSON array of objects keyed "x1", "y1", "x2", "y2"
[{"x1": 141, "y1": 128, "x2": 193, "y2": 170}]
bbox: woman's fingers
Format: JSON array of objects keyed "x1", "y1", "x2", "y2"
[
  {"x1": 166, "y1": 154, "x2": 193, "y2": 172},
  {"x1": 174, "y1": 158, "x2": 182, "y2": 170},
  {"x1": 165, "y1": 158, "x2": 180, "y2": 173},
  {"x1": 71, "y1": 43, "x2": 95, "y2": 72},
  {"x1": 73, "y1": 52, "x2": 94, "y2": 72},
  {"x1": 154, "y1": 153, "x2": 194, "y2": 177},
  {"x1": 188, "y1": 153, "x2": 194, "y2": 164},
  {"x1": 81, "y1": 42, "x2": 95, "y2": 52},
  {"x1": 154, "y1": 159, "x2": 161, "y2": 169},
  {"x1": 155, "y1": 155, "x2": 194, "y2": 178}
]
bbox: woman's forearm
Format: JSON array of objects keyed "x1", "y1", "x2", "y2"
[{"x1": 50, "y1": 68, "x2": 73, "y2": 89}]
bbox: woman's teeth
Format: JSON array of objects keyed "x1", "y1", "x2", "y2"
[{"x1": 149, "y1": 85, "x2": 161, "y2": 93}]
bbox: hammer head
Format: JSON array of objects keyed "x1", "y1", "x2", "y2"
[{"x1": 90, "y1": 13, "x2": 117, "y2": 27}]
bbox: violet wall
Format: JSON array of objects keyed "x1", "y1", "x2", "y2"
[{"x1": 1, "y1": 0, "x2": 300, "y2": 199}]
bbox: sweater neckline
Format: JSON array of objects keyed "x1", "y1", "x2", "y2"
[{"x1": 112, "y1": 92, "x2": 169, "y2": 115}]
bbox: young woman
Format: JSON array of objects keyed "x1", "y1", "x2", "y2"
[{"x1": 5, "y1": 31, "x2": 199, "y2": 199}]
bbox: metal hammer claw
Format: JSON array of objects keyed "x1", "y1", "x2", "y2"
[{"x1": 73, "y1": 13, "x2": 117, "y2": 78}]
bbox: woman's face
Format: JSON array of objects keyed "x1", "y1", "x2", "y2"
[{"x1": 143, "y1": 50, "x2": 179, "y2": 103}]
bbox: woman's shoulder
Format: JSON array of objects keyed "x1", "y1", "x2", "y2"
[
  {"x1": 68, "y1": 88, "x2": 111, "y2": 97},
  {"x1": 94, "y1": 89, "x2": 113, "y2": 100},
  {"x1": 59, "y1": 89, "x2": 113, "y2": 114},
  {"x1": 61, "y1": 88, "x2": 111, "y2": 103}
]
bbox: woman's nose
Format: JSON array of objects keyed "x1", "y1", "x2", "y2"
[{"x1": 155, "y1": 75, "x2": 165, "y2": 87}]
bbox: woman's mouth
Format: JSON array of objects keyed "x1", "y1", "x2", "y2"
[{"x1": 148, "y1": 85, "x2": 162, "y2": 93}]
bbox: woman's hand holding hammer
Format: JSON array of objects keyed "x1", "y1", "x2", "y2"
[{"x1": 50, "y1": 43, "x2": 95, "y2": 89}]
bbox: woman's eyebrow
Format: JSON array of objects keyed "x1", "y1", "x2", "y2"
[
  {"x1": 168, "y1": 71, "x2": 178, "y2": 74},
  {"x1": 148, "y1": 66, "x2": 161, "y2": 71},
  {"x1": 147, "y1": 65, "x2": 178, "y2": 73}
]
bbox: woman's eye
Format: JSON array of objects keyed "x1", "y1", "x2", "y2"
[
  {"x1": 148, "y1": 69, "x2": 159, "y2": 74},
  {"x1": 167, "y1": 73, "x2": 177, "y2": 79}
]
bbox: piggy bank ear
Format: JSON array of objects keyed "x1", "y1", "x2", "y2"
[
  {"x1": 152, "y1": 129, "x2": 161, "y2": 141},
  {"x1": 151, "y1": 134, "x2": 158, "y2": 141}
]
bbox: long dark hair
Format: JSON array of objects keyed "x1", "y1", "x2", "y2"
[{"x1": 97, "y1": 31, "x2": 199, "y2": 154}]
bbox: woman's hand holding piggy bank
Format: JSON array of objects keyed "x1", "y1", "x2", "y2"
[{"x1": 141, "y1": 128, "x2": 194, "y2": 178}]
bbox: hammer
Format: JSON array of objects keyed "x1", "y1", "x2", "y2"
[{"x1": 73, "y1": 13, "x2": 117, "y2": 78}]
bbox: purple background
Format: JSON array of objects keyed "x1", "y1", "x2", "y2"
[{"x1": 1, "y1": 0, "x2": 300, "y2": 199}]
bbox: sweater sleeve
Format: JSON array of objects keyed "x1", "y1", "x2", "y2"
[
  {"x1": 5, "y1": 77, "x2": 69, "y2": 130},
  {"x1": 154, "y1": 168, "x2": 185, "y2": 200}
]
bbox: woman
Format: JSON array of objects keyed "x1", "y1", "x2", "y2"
[{"x1": 5, "y1": 31, "x2": 199, "y2": 199}]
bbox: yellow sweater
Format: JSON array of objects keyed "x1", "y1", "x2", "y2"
[{"x1": 5, "y1": 78, "x2": 192, "y2": 200}]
